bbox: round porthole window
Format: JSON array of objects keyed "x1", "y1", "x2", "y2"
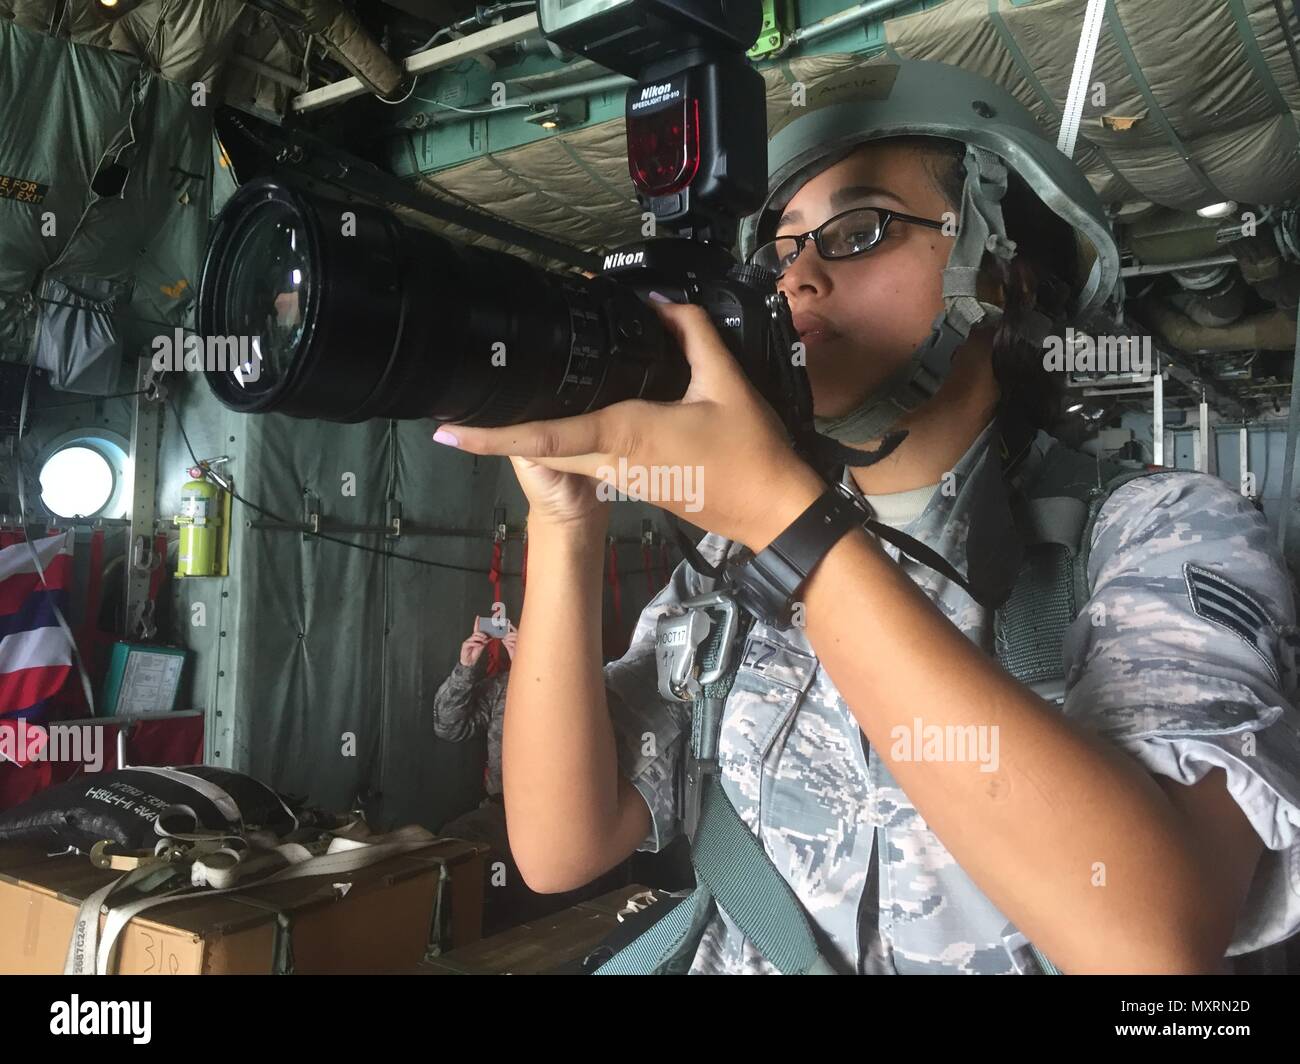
[
  {"x1": 39, "y1": 445, "x2": 115, "y2": 519},
  {"x1": 35, "y1": 430, "x2": 130, "y2": 521}
]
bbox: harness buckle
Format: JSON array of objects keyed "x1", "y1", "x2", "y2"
[
  {"x1": 668, "y1": 592, "x2": 742, "y2": 841},
  {"x1": 654, "y1": 591, "x2": 741, "y2": 702},
  {"x1": 654, "y1": 607, "x2": 713, "y2": 704}
]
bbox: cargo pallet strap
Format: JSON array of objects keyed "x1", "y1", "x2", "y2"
[{"x1": 65, "y1": 821, "x2": 445, "y2": 975}]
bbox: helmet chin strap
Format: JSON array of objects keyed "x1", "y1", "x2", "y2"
[{"x1": 812, "y1": 144, "x2": 1017, "y2": 454}]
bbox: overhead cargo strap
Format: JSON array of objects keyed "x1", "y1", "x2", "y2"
[
  {"x1": 986, "y1": 0, "x2": 1137, "y2": 197},
  {"x1": 1056, "y1": 0, "x2": 1107, "y2": 161},
  {"x1": 1226, "y1": 0, "x2": 1300, "y2": 147}
]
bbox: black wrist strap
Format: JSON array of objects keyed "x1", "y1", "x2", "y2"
[
  {"x1": 725, "y1": 483, "x2": 868, "y2": 625},
  {"x1": 723, "y1": 484, "x2": 990, "y2": 626},
  {"x1": 761, "y1": 483, "x2": 867, "y2": 578},
  {"x1": 862, "y1": 517, "x2": 982, "y2": 603}
]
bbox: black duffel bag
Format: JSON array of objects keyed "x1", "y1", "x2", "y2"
[{"x1": 0, "y1": 765, "x2": 296, "y2": 852}]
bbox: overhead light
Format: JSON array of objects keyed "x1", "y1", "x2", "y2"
[
  {"x1": 524, "y1": 105, "x2": 559, "y2": 128},
  {"x1": 1196, "y1": 201, "x2": 1238, "y2": 219},
  {"x1": 523, "y1": 98, "x2": 589, "y2": 131},
  {"x1": 1066, "y1": 402, "x2": 1085, "y2": 414},
  {"x1": 96, "y1": 0, "x2": 142, "y2": 12}
]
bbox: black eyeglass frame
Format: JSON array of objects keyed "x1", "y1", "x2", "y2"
[{"x1": 749, "y1": 206, "x2": 949, "y2": 274}]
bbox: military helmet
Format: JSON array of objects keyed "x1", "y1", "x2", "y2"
[{"x1": 737, "y1": 58, "x2": 1120, "y2": 443}]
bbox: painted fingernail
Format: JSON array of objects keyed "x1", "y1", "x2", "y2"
[
  {"x1": 432, "y1": 429, "x2": 460, "y2": 447},
  {"x1": 648, "y1": 291, "x2": 672, "y2": 304}
]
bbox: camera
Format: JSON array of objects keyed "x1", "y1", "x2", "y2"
[{"x1": 197, "y1": 1, "x2": 813, "y2": 447}]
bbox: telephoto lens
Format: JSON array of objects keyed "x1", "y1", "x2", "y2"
[{"x1": 197, "y1": 178, "x2": 691, "y2": 426}]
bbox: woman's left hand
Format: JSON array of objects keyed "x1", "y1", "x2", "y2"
[{"x1": 433, "y1": 296, "x2": 826, "y2": 550}]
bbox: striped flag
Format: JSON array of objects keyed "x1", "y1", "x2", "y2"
[{"x1": 0, "y1": 531, "x2": 75, "y2": 722}]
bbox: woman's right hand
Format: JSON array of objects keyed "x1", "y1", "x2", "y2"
[
  {"x1": 459, "y1": 630, "x2": 492, "y2": 667},
  {"x1": 509, "y1": 456, "x2": 610, "y2": 533}
]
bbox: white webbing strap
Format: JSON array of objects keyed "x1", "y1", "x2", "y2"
[
  {"x1": 127, "y1": 766, "x2": 244, "y2": 825},
  {"x1": 1057, "y1": 0, "x2": 1108, "y2": 160},
  {"x1": 65, "y1": 824, "x2": 442, "y2": 974},
  {"x1": 64, "y1": 862, "x2": 190, "y2": 975}
]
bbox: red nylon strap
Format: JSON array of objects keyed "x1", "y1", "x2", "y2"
[
  {"x1": 73, "y1": 530, "x2": 113, "y2": 691},
  {"x1": 607, "y1": 538, "x2": 623, "y2": 634},
  {"x1": 487, "y1": 539, "x2": 504, "y2": 676},
  {"x1": 82, "y1": 529, "x2": 104, "y2": 631}
]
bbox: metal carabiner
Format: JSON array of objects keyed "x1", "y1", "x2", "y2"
[{"x1": 685, "y1": 591, "x2": 740, "y2": 689}]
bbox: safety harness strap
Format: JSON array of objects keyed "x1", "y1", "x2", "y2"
[
  {"x1": 690, "y1": 778, "x2": 836, "y2": 974},
  {"x1": 592, "y1": 883, "x2": 714, "y2": 975},
  {"x1": 596, "y1": 599, "x2": 835, "y2": 975}
]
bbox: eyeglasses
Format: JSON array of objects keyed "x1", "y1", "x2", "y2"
[{"x1": 749, "y1": 206, "x2": 948, "y2": 277}]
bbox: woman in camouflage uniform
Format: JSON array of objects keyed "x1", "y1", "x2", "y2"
[
  {"x1": 433, "y1": 58, "x2": 1300, "y2": 973},
  {"x1": 433, "y1": 619, "x2": 516, "y2": 852}
]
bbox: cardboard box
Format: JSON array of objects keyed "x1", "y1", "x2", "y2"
[
  {"x1": 0, "y1": 836, "x2": 488, "y2": 974},
  {"x1": 417, "y1": 883, "x2": 652, "y2": 975}
]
